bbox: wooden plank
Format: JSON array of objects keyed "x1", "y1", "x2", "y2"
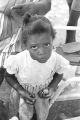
[
  {"x1": 62, "y1": 42, "x2": 80, "y2": 53},
  {"x1": 57, "y1": 89, "x2": 80, "y2": 101},
  {"x1": 56, "y1": 46, "x2": 80, "y2": 64},
  {"x1": 65, "y1": 116, "x2": 80, "y2": 120}
]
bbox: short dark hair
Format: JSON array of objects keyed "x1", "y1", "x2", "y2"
[{"x1": 21, "y1": 12, "x2": 56, "y2": 45}]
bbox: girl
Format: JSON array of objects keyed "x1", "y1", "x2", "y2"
[{"x1": 4, "y1": 13, "x2": 76, "y2": 120}]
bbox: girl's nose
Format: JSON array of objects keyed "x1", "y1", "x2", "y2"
[{"x1": 38, "y1": 47, "x2": 44, "y2": 55}]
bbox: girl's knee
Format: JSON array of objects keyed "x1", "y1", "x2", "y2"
[
  {"x1": 10, "y1": 89, "x2": 20, "y2": 115},
  {"x1": 19, "y1": 98, "x2": 33, "y2": 120}
]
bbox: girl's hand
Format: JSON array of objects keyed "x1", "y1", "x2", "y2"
[
  {"x1": 19, "y1": 90, "x2": 36, "y2": 105},
  {"x1": 38, "y1": 88, "x2": 51, "y2": 99}
]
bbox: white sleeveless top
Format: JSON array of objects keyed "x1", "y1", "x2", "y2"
[{"x1": 4, "y1": 50, "x2": 70, "y2": 93}]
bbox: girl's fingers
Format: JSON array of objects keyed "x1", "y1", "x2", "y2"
[
  {"x1": 24, "y1": 94, "x2": 36, "y2": 103},
  {"x1": 24, "y1": 96, "x2": 36, "y2": 105},
  {"x1": 42, "y1": 94, "x2": 50, "y2": 99},
  {"x1": 25, "y1": 100, "x2": 35, "y2": 105}
]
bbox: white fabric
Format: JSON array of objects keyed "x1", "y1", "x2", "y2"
[
  {"x1": 9, "y1": 116, "x2": 18, "y2": 120},
  {"x1": 4, "y1": 50, "x2": 71, "y2": 93}
]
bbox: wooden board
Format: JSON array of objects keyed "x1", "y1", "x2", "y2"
[
  {"x1": 56, "y1": 46, "x2": 80, "y2": 65},
  {"x1": 65, "y1": 116, "x2": 80, "y2": 120},
  {"x1": 62, "y1": 42, "x2": 80, "y2": 53}
]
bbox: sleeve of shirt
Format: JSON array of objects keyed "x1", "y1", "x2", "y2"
[
  {"x1": 55, "y1": 53, "x2": 77, "y2": 79},
  {"x1": 9, "y1": 116, "x2": 19, "y2": 120},
  {"x1": 4, "y1": 55, "x2": 18, "y2": 75}
]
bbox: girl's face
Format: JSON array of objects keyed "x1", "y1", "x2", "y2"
[{"x1": 26, "y1": 33, "x2": 53, "y2": 63}]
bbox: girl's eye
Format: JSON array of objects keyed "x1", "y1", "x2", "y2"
[
  {"x1": 31, "y1": 46, "x2": 38, "y2": 50},
  {"x1": 44, "y1": 43, "x2": 50, "y2": 47}
]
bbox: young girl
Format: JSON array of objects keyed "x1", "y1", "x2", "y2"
[
  {"x1": 0, "y1": 6, "x2": 61, "y2": 117},
  {"x1": 4, "y1": 13, "x2": 76, "y2": 120}
]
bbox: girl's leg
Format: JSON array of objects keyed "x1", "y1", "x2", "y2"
[
  {"x1": 66, "y1": 10, "x2": 80, "y2": 43},
  {"x1": 19, "y1": 98, "x2": 34, "y2": 120},
  {"x1": 34, "y1": 73, "x2": 63, "y2": 120},
  {"x1": 10, "y1": 89, "x2": 20, "y2": 116},
  {"x1": 31, "y1": 108, "x2": 37, "y2": 120},
  {"x1": 35, "y1": 95, "x2": 49, "y2": 120}
]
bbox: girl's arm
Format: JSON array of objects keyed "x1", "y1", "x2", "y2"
[
  {"x1": 38, "y1": 73, "x2": 63, "y2": 98},
  {"x1": 48, "y1": 73, "x2": 63, "y2": 91},
  {"x1": 0, "y1": 67, "x2": 5, "y2": 85},
  {"x1": 4, "y1": 71, "x2": 35, "y2": 104}
]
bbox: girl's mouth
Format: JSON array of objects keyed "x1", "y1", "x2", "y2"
[{"x1": 38, "y1": 57, "x2": 48, "y2": 63}]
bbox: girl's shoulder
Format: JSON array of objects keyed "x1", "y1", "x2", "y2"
[
  {"x1": 4, "y1": 50, "x2": 28, "y2": 68},
  {"x1": 47, "y1": 50, "x2": 58, "y2": 64},
  {"x1": 9, "y1": 116, "x2": 18, "y2": 120},
  {"x1": 51, "y1": 50, "x2": 59, "y2": 58},
  {"x1": 51, "y1": 50, "x2": 68, "y2": 63},
  {"x1": 10, "y1": 50, "x2": 28, "y2": 60}
]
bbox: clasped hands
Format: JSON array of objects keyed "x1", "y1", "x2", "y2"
[{"x1": 19, "y1": 87, "x2": 52, "y2": 105}]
